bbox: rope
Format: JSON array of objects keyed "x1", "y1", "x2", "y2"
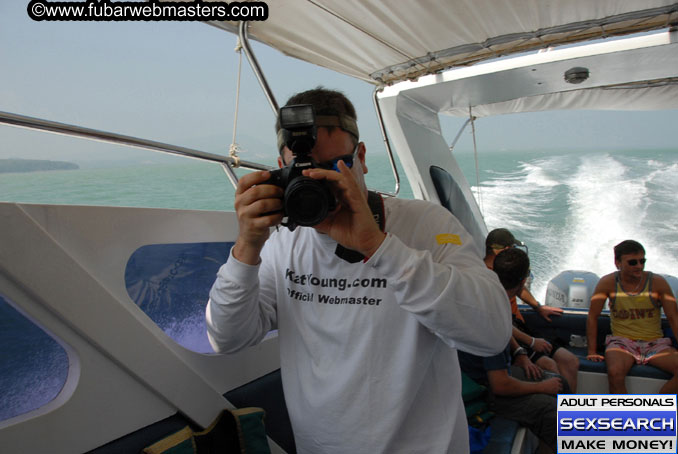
[
  {"x1": 469, "y1": 106, "x2": 483, "y2": 216},
  {"x1": 229, "y1": 37, "x2": 243, "y2": 167}
]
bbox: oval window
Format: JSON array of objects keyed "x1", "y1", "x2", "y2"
[{"x1": 0, "y1": 295, "x2": 69, "y2": 422}]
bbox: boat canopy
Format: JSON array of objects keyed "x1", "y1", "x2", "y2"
[
  {"x1": 378, "y1": 30, "x2": 678, "y2": 117},
  {"x1": 212, "y1": 0, "x2": 678, "y2": 85}
]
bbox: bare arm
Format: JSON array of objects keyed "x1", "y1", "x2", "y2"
[
  {"x1": 587, "y1": 276, "x2": 611, "y2": 361},
  {"x1": 510, "y1": 336, "x2": 542, "y2": 379},
  {"x1": 512, "y1": 326, "x2": 552, "y2": 354},
  {"x1": 519, "y1": 287, "x2": 563, "y2": 321},
  {"x1": 656, "y1": 276, "x2": 678, "y2": 340},
  {"x1": 487, "y1": 368, "x2": 562, "y2": 396},
  {"x1": 512, "y1": 327, "x2": 532, "y2": 346}
]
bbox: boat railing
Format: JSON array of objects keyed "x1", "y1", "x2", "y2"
[
  {"x1": 1, "y1": 23, "x2": 405, "y2": 196},
  {"x1": 0, "y1": 110, "x2": 273, "y2": 189}
]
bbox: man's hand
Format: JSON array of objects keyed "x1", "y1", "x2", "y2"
[
  {"x1": 586, "y1": 353, "x2": 605, "y2": 362},
  {"x1": 531, "y1": 337, "x2": 553, "y2": 354},
  {"x1": 232, "y1": 170, "x2": 284, "y2": 265},
  {"x1": 536, "y1": 304, "x2": 563, "y2": 322},
  {"x1": 538, "y1": 377, "x2": 563, "y2": 395},
  {"x1": 303, "y1": 160, "x2": 385, "y2": 256},
  {"x1": 513, "y1": 354, "x2": 543, "y2": 380}
]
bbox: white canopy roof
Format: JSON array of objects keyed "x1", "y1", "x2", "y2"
[
  {"x1": 212, "y1": 0, "x2": 678, "y2": 85},
  {"x1": 378, "y1": 30, "x2": 678, "y2": 117}
]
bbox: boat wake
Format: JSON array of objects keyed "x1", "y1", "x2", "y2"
[{"x1": 474, "y1": 151, "x2": 678, "y2": 301}]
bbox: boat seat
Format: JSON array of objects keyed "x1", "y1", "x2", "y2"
[
  {"x1": 86, "y1": 413, "x2": 194, "y2": 453},
  {"x1": 567, "y1": 347, "x2": 671, "y2": 380},
  {"x1": 225, "y1": 369, "x2": 296, "y2": 454},
  {"x1": 520, "y1": 309, "x2": 674, "y2": 381},
  {"x1": 88, "y1": 369, "x2": 296, "y2": 453},
  {"x1": 462, "y1": 371, "x2": 527, "y2": 454},
  {"x1": 482, "y1": 417, "x2": 522, "y2": 454}
]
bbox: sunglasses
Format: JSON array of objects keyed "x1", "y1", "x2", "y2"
[
  {"x1": 317, "y1": 144, "x2": 359, "y2": 172},
  {"x1": 626, "y1": 258, "x2": 647, "y2": 266},
  {"x1": 491, "y1": 242, "x2": 529, "y2": 256}
]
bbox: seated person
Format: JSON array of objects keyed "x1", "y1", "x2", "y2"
[
  {"x1": 587, "y1": 239, "x2": 678, "y2": 394},
  {"x1": 460, "y1": 248, "x2": 561, "y2": 454},
  {"x1": 485, "y1": 228, "x2": 579, "y2": 392}
]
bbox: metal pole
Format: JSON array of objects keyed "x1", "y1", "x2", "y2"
[
  {"x1": 372, "y1": 88, "x2": 400, "y2": 197},
  {"x1": 449, "y1": 116, "x2": 475, "y2": 152},
  {"x1": 0, "y1": 111, "x2": 273, "y2": 176},
  {"x1": 239, "y1": 21, "x2": 279, "y2": 116}
]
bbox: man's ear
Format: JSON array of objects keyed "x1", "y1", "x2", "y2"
[
  {"x1": 357, "y1": 142, "x2": 367, "y2": 174},
  {"x1": 509, "y1": 278, "x2": 527, "y2": 299},
  {"x1": 277, "y1": 156, "x2": 284, "y2": 169}
]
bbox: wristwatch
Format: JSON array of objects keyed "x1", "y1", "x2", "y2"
[{"x1": 512, "y1": 347, "x2": 527, "y2": 358}]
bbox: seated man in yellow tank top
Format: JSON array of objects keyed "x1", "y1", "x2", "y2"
[{"x1": 586, "y1": 239, "x2": 678, "y2": 394}]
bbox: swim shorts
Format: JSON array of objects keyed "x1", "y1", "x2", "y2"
[
  {"x1": 513, "y1": 317, "x2": 564, "y2": 362},
  {"x1": 604, "y1": 335, "x2": 674, "y2": 365}
]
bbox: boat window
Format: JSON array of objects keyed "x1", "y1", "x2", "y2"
[
  {"x1": 0, "y1": 140, "x2": 239, "y2": 211},
  {"x1": 0, "y1": 294, "x2": 69, "y2": 422},
  {"x1": 441, "y1": 111, "x2": 678, "y2": 308},
  {"x1": 125, "y1": 241, "x2": 233, "y2": 353}
]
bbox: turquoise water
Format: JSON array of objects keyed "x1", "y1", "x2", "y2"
[
  {"x1": 0, "y1": 154, "x2": 409, "y2": 211},
  {"x1": 3, "y1": 147, "x2": 678, "y2": 421},
  {"x1": 2, "y1": 149, "x2": 677, "y2": 300},
  {"x1": 455, "y1": 148, "x2": 678, "y2": 300},
  {"x1": 0, "y1": 161, "x2": 237, "y2": 211}
]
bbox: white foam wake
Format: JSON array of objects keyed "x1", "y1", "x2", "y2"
[{"x1": 476, "y1": 151, "x2": 678, "y2": 301}]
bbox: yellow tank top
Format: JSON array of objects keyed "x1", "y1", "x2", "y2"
[{"x1": 609, "y1": 272, "x2": 662, "y2": 341}]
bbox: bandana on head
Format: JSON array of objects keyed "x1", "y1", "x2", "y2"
[{"x1": 277, "y1": 114, "x2": 360, "y2": 152}]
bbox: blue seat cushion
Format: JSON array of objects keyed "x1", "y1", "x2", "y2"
[
  {"x1": 568, "y1": 347, "x2": 671, "y2": 380},
  {"x1": 483, "y1": 417, "x2": 521, "y2": 454}
]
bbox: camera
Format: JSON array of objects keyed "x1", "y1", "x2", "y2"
[{"x1": 265, "y1": 104, "x2": 336, "y2": 230}]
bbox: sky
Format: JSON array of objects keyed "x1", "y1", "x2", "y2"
[{"x1": 2, "y1": 1, "x2": 678, "y2": 167}]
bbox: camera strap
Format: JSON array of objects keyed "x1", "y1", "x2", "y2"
[{"x1": 334, "y1": 191, "x2": 385, "y2": 263}]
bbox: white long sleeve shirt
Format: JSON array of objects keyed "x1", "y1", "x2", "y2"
[{"x1": 207, "y1": 197, "x2": 511, "y2": 454}]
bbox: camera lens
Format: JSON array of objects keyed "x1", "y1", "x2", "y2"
[{"x1": 284, "y1": 177, "x2": 333, "y2": 226}]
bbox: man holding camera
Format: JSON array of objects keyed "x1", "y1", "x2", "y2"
[{"x1": 206, "y1": 88, "x2": 511, "y2": 453}]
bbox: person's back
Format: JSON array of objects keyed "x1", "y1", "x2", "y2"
[
  {"x1": 484, "y1": 228, "x2": 579, "y2": 392},
  {"x1": 459, "y1": 248, "x2": 561, "y2": 454}
]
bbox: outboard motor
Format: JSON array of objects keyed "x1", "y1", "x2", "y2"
[{"x1": 545, "y1": 270, "x2": 600, "y2": 309}]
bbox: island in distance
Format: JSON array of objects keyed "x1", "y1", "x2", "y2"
[{"x1": 0, "y1": 158, "x2": 79, "y2": 174}]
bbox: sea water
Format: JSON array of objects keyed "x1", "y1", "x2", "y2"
[
  {"x1": 455, "y1": 148, "x2": 678, "y2": 300},
  {"x1": 2, "y1": 148, "x2": 678, "y2": 421},
  {"x1": 1, "y1": 148, "x2": 677, "y2": 297}
]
